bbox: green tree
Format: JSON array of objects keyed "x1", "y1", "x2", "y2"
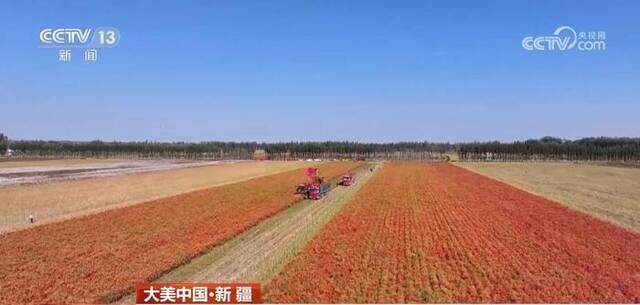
[{"x1": 0, "y1": 132, "x2": 7, "y2": 155}]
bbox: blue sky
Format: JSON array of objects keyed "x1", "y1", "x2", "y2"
[{"x1": 0, "y1": 0, "x2": 638, "y2": 142}]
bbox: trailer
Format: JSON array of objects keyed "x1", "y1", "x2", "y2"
[{"x1": 339, "y1": 174, "x2": 356, "y2": 186}]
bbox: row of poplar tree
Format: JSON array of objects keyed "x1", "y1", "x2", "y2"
[
  {"x1": 1, "y1": 133, "x2": 639, "y2": 162},
  {"x1": 458, "y1": 137, "x2": 640, "y2": 161}
]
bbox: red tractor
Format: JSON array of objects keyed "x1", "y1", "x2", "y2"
[
  {"x1": 295, "y1": 167, "x2": 330, "y2": 200},
  {"x1": 339, "y1": 174, "x2": 356, "y2": 186}
]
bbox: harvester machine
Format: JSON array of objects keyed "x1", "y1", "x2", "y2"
[{"x1": 295, "y1": 167, "x2": 330, "y2": 200}]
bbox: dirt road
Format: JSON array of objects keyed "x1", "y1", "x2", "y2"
[{"x1": 117, "y1": 163, "x2": 380, "y2": 303}]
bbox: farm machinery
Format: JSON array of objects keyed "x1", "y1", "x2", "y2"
[
  {"x1": 339, "y1": 174, "x2": 356, "y2": 186},
  {"x1": 295, "y1": 167, "x2": 330, "y2": 200}
]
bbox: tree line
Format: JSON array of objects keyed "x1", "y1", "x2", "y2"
[
  {"x1": 2, "y1": 133, "x2": 639, "y2": 162},
  {"x1": 458, "y1": 137, "x2": 640, "y2": 162},
  {"x1": 0, "y1": 133, "x2": 8, "y2": 154},
  {"x1": 3, "y1": 139, "x2": 453, "y2": 160}
]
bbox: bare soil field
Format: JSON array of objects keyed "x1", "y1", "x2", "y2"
[
  {"x1": 0, "y1": 158, "x2": 124, "y2": 168},
  {"x1": 0, "y1": 160, "x2": 308, "y2": 233},
  {"x1": 457, "y1": 162, "x2": 640, "y2": 232},
  {"x1": 0, "y1": 159, "x2": 230, "y2": 186}
]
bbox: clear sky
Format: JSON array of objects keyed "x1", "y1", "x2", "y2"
[{"x1": 0, "y1": 0, "x2": 638, "y2": 142}]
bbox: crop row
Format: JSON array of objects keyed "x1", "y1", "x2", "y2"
[
  {"x1": 265, "y1": 162, "x2": 640, "y2": 303},
  {"x1": 0, "y1": 162, "x2": 360, "y2": 304}
]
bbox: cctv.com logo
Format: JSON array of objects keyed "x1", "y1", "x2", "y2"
[{"x1": 522, "y1": 26, "x2": 606, "y2": 51}]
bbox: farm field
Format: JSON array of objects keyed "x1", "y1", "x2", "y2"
[
  {"x1": 154, "y1": 163, "x2": 379, "y2": 285},
  {"x1": 0, "y1": 159, "x2": 229, "y2": 187},
  {"x1": 0, "y1": 160, "x2": 308, "y2": 233},
  {"x1": 0, "y1": 158, "x2": 124, "y2": 168},
  {"x1": 457, "y1": 162, "x2": 640, "y2": 232},
  {"x1": 265, "y1": 163, "x2": 640, "y2": 303},
  {"x1": 0, "y1": 161, "x2": 361, "y2": 304}
]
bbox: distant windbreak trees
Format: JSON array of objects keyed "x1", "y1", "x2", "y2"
[
  {"x1": 7, "y1": 140, "x2": 257, "y2": 160},
  {"x1": 6, "y1": 140, "x2": 453, "y2": 160},
  {"x1": 0, "y1": 132, "x2": 8, "y2": 155},
  {"x1": 458, "y1": 137, "x2": 640, "y2": 162},
  {"x1": 3, "y1": 136, "x2": 640, "y2": 162}
]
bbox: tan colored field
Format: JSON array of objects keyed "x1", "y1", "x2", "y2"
[
  {"x1": 0, "y1": 158, "x2": 123, "y2": 168},
  {"x1": 457, "y1": 162, "x2": 640, "y2": 232},
  {"x1": 0, "y1": 161, "x2": 307, "y2": 233}
]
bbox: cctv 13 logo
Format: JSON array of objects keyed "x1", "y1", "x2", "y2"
[{"x1": 40, "y1": 27, "x2": 120, "y2": 48}]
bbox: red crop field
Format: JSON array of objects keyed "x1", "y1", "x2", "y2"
[
  {"x1": 0, "y1": 162, "x2": 360, "y2": 305},
  {"x1": 265, "y1": 163, "x2": 640, "y2": 303}
]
